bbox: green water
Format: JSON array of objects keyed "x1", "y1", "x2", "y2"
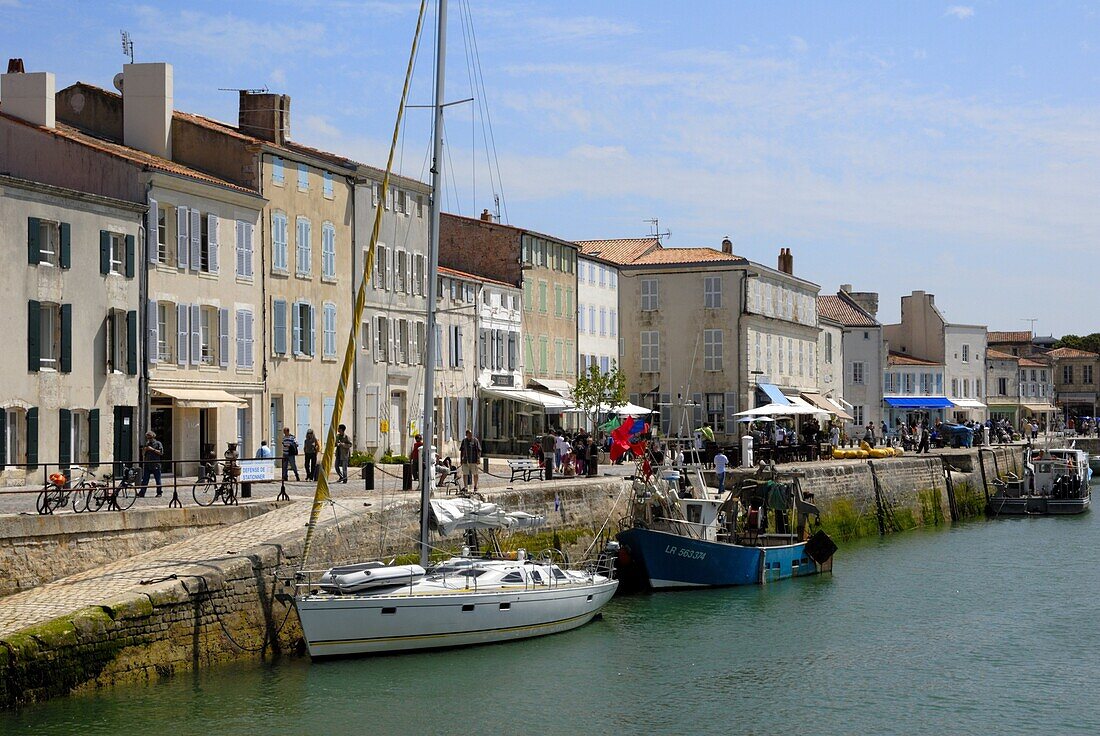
[{"x1": 5, "y1": 509, "x2": 1100, "y2": 735}]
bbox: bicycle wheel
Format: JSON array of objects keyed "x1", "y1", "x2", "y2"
[
  {"x1": 36, "y1": 488, "x2": 51, "y2": 515},
  {"x1": 44, "y1": 489, "x2": 66, "y2": 515},
  {"x1": 86, "y1": 483, "x2": 108, "y2": 512},
  {"x1": 220, "y1": 481, "x2": 238, "y2": 505},
  {"x1": 113, "y1": 483, "x2": 137, "y2": 511},
  {"x1": 193, "y1": 480, "x2": 219, "y2": 506},
  {"x1": 71, "y1": 481, "x2": 91, "y2": 513}
]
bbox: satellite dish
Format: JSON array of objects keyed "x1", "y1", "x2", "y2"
[{"x1": 113, "y1": 73, "x2": 124, "y2": 92}]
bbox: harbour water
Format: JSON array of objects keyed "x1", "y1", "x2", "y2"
[{"x1": 4, "y1": 492, "x2": 1099, "y2": 736}]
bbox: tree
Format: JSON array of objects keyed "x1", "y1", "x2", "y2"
[
  {"x1": 571, "y1": 362, "x2": 627, "y2": 431},
  {"x1": 1056, "y1": 334, "x2": 1100, "y2": 355}
]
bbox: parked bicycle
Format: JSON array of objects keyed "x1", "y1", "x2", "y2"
[
  {"x1": 192, "y1": 461, "x2": 240, "y2": 506},
  {"x1": 36, "y1": 470, "x2": 74, "y2": 515},
  {"x1": 84, "y1": 464, "x2": 140, "y2": 512}
]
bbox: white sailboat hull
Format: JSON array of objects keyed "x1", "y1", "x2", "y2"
[{"x1": 297, "y1": 579, "x2": 618, "y2": 657}]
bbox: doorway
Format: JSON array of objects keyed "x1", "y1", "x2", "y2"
[
  {"x1": 150, "y1": 407, "x2": 173, "y2": 472},
  {"x1": 199, "y1": 408, "x2": 217, "y2": 461},
  {"x1": 236, "y1": 406, "x2": 251, "y2": 457},
  {"x1": 389, "y1": 391, "x2": 406, "y2": 455},
  {"x1": 113, "y1": 405, "x2": 134, "y2": 473}
]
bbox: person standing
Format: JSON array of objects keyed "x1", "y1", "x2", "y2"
[
  {"x1": 586, "y1": 437, "x2": 599, "y2": 477},
  {"x1": 542, "y1": 429, "x2": 557, "y2": 477},
  {"x1": 335, "y1": 424, "x2": 353, "y2": 484},
  {"x1": 256, "y1": 440, "x2": 273, "y2": 459},
  {"x1": 459, "y1": 429, "x2": 482, "y2": 491},
  {"x1": 281, "y1": 427, "x2": 300, "y2": 481},
  {"x1": 918, "y1": 424, "x2": 930, "y2": 454},
  {"x1": 555, "y1": 433, "x2": 570, "y2": 472},
  {"x1": 303, "y1": 429, "x2": 320, "y2": 481},
  {"x1": 410, "y1": 434, "x2": 424, "y2": 482},
  {"x1": 138, "y1": 431, "x2": 164, "y2": 498},
  {"x1": 713, "y1": 447, "x2": 729, "y2": 494},
  {"x1": 829, "y1": 424, "x2": 840, "y2": 448}
]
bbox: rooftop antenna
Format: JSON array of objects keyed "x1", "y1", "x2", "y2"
[
  {"x1": 493, "y1": 193, "x2": 501, "y2": 223},
  {"x1": 1021, "y1": 318, "x2": 1038, "y2": 336},
  {"x1": 645, "y1": 217, "x2": 670, "y2": 243},
  {"x1": 217, "y1": 86, "x2": 271, "y2": 94},
  {"x1": 120, "y1": 30, "x2": 134, "y2": 64}
]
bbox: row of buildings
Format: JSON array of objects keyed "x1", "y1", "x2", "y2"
[{"x1": 0, "y1": 58, "x2": 1093, "y2": 478}]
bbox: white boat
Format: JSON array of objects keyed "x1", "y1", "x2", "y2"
[{"x1": 988, "y1": 447, "x2": 1092, "y2": 515}]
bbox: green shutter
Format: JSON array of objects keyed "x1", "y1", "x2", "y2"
[
  {"x1": 88, "y1": 409, "x2": 100, "y2": 466},
  {"x1": 26, "y1": 407, "x2": 38, "y2": 469},
  {"x1": 60, "y1": 304, "x2": 73, "y2": 374},
  {"x1": 125, "y1": 234, "x2": 135, "y2": 278},
  {"x1": 59, "y1": 222, "x2": 71, "y2": 269},
  {"x1": 100, "y1": 230, "x2": 110, "y2": 275},
  {"x1": 59, "y1": 409, "x2": 72, "y2": 468},
  {"x1": 27, "y1": 300, "x2": 40, "y2": 373},
  {"x1": 27, "y1": 217, "x2": 40, "y2": 265},
  {"x1": 0, "y1": 410, "x2": 6, "y2": 469},
  {"x1": 126, "y1": 310, "x2": 137, "y2": 375}
]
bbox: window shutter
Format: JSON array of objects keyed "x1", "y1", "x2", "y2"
[
  {"x1": 292, "y1": 302, "x2": 302, "y2": 355},
  {"x1": 309, "y1": 304, "x2": 316, "y2": 356},
  {"x1": 126, "y1": 310, "x2": 137, "y2": 375},
  {"x1": 59, "y1": 222, "x2": 71, "y2": 269},
  {"x1": 725, "y1": 392, "x2": 739, "y2": 431},
  {"x1": 27, "y1": 300, "x2": 40, "y2": 372},
  {"x1": 99, "y1": 230, "x2": 111, "y2": 274},
  {"x1": 147, "y1": 199, "x2": 159, "y2": 264},
  {"x1": 60, "y1": 304, "x2": 73, "y2": 373},
  {"x1": 246, "y1": 311, "x2": 255, "y2": 368},
  {"x1": 177, "y1": 303, "x2": 189, "y2": 365},
  {"x1": 59, "y1": 409, "x2": 72, "y2": 468},
  {"x1": 273, "y1": 300, "x2": 287, "y2": 355},
  {"x1": 189, "y1": 209, "x2": 201, "y2": 271},
  {"x1": 0, "y1": 410, "x2": 5, "y2": 468},
  {"x1": 147, "y1": 299, "x2": 159, "y2": 366},
  {"x1": 244, "y1": 223, "x2": 254, "y2": 277},
  {"x1": 236, "y1": 310, "x2": 245, "y2": 367},
  {"x1": 384, "y1": 249, "x2": 391, "y2": 290},
  {"x1": 190, "y1": 304, "x2": 201, "y2": 365},
  {"x1": 457, "y1": 327, "x2": 464, "y2": 366},
  {"x1": 207, "y1": 214, "x2": 219, "y2": 273},
  {"x1": 218, "y1": 308, "x2": 229, "y2": 367},
  {"x1": 177, "y1": 206, "x2": 189, "y2": 268},
  {"x1": 88, "y1": 409, "x2": 100, "y2": 466},
  {"x1": 236, "y1": 222, "x2": 246, "y2": 277},
  {"x1": 27, "y1": 217, "x2": 40, "y2": 265},
  {"x1": 26, "y1": 407, "x2": 38, "y2": 469},
  {"x1": 125, "y1": 234, "x2": 135, "y2": 278},
  {"x1": 692, "y1": 392, "x2": 703, "y2": 429}
]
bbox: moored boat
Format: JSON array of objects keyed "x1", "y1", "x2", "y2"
[{"x1": 988, "y1": 447, "x2": 1091, "y2": 515}]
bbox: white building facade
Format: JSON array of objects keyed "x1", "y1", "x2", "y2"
[{"x1": 577, "y1": 255, "x2": 619, "y2": 375}]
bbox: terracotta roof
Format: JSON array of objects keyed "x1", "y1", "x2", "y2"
[
  {"x1": 987, "y1": 330, "x2": 1032, "y2": 343},
  {"x1": 1019, "y1": 357, "x2": 1049, "y2": 368},
  {"x1": 986, "y1": 349, "x2": 1020, "y2": 362},
  {"x1": 576, "y1": 238, "x2": 660, "y2": 265},
  {"x1": 1046, "y1": 347, "x2": 1100, "y2": 360},
  {"x1": 630, "y1": 246, "x2": 746, "y2": 266},
  {"x1": 817, "y1": 294, "x2": 878, "y2": 327},
  {"x1": 438, "y1": 265, "x2": 515, "y2": 289},
  {"x1": 887, "y1": 352, "x2": 942, "y2": 367},
  {"x1": 0, "y1": 110, "x2": 259, "y2": 196}
]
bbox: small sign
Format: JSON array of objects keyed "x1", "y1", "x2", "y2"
[
  {"x1": 491, "y1": 374, "x2": 515, "y2": 387},
  {"x1": 238, "y1": 459, "x2": 275, "y2": 482},
  {"x1": 380, "y1": 419, "x2": 390, "y2": 433}
]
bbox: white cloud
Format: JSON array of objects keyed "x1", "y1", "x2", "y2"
[{"x1": 944, "y1": 5, "x2": 975, "y2": 20}]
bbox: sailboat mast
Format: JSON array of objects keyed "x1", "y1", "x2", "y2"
[{"x1": 420, "y1": 0, "x2": 448, "y2": 568}]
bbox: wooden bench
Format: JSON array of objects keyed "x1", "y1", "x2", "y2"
[
  {"x1": 435, "y1": 467, "x2": 461, "y2": 494},
  {"x1": 507, "y1": 459, "x2": 543, "y2": 483}
]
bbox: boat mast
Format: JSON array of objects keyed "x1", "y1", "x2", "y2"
[{"x1": 420, "y1": 0, "x2": 448, "y2": 568}]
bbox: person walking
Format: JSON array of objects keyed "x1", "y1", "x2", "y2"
[
  {"x1": 256, "y1": 440, "x2": 273, "y2": 459},
  {"x1": 713, "y1": 447, "x2": 729, "y2": 494},
  {"x1": 459, "y1": 429, "x2": 482, "y2": 492},
  {"x1": 410, "y1": 434, "x2": 424, "y2": 482},
  {"x1": 281, "y1": 427, "x2": 301, "y2": 481},
  {"x1": 918, "y1": 424, "x2": 930, "y2": 454},
  {"x1": 335, "y1": 424, "x2": 353, "y2": 483},
  {"x1": 138, "y1": 431, "x2": 164, "y2": 497},
  {"x1": 829, "y1": 424, "x2": 841, "y2": 448},
  {"x1": 303, "y1": 429, "x2": 320, "y2": 481}
]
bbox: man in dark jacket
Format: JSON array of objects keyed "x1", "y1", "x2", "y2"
[{"x1": 459, "y1": 430, "x2": 482, "y2": 492}]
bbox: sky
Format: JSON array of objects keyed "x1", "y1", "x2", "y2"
[{"x1": 3, "y1": 0, "x2": 1100, "y2": 335}]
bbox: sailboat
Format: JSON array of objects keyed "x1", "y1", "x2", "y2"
[{"x1": 294, "y1": 0, "x2": 616, "y2": 658}]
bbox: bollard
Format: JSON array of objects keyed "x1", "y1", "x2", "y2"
[
  {"x1": 362, "y1": 461, "x2": 375, "y2": 491},
  {"x1": 402, "y1": 462, "x2": 413, "y2": 491},
  {"x1": 741, "y1": 435, "x2": 754, "y2": 468},
  {"x1": 482, "y1": 456, "x2": 489, "y2": 472},
  {"x1": 241, "y1": 482, "x2": 252, "y2": 498}
]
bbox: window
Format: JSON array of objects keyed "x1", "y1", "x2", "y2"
[
  {"x1": 1085, "y1": 365, "x2": 1095, "y2": 384},
  {"x1": 599, "y1": 308, "x2": 607, "y2": 336},
  {"x1": 295, "y1": 217, "x2": 312, "y2": 276},
  {"x1": 235, "y1": 309, "x2": 255, "y2": 369},
  {"x1": 706, "y1": 393, "x2": 725, "y2": 433},
  {"x1": 272, "y1": 212, "x2": 288, "y2": 272},
  {"x1": 321, "y1": 223, "x2": 336, "y2": 280},
  {"x1": 5, "y1": 408, "x2": 24, "y2": 465},
  {"x1": 297, "y1": 163, "x2": 309, "y2": 191},
  {"x1": 641, "y1": 331, "x2": 660, "y2": 372},
  {"x1": 413, "y1": 254, "x2": 425, "y2": 295},
  {"x1": 392, "y1": 250, "x2": 404, "y2": 292},
  {"x1": 292, "y1": 302, "x2": 314, "y2": 357},
  {"x1": 235, "y1": 220, "x2": 254, "y2": 279},
  {"x1": 976, "y1": 379, "x2": 982, "y2": 397},
  {"x1": 962, "y1": 344, "x2": 970, "y2": 363},
  {"x1": 919, "y1": 373, "x2": 933, "y2": 395},
  {"x1": 315, "y1": 303, "x2": 334, "y2": 361},
  {"x1": 998, "y1": 377, "x2": 1008, "y2": 396},
  {"x1": 374, "y1": 244, "x2": 388, "y2": 289},
  {"x1": 904, "y1": 373, "x2": 915, "y2": 394},
  {"x1": 884, "y1": 373, "x2": 899, "y2": 394},
  {"x1": 109, "y1": 231, "x2": 125, "y2": 274},
  {"x1": 851, "y1": 361, "x2": 865, "y2": 385},
  {"x1": 704, "y1": 276, "x2": 722, "y2": 308},
  {"x1": 156, "y1": 205, "x2": 172, "y2": 265},
  {"x1": 951, "y1": 378, "x2": 959, "y2": 397},
  {"x1": 34, "y1": 302, "x2": 62, "y2": 371},
  {"x1": 396, "y1": 190, "x2": 408, "y2": 214},
  {"x1": 272, "y1": 156, "x2": 285, "y2": 184},
  {"x1": 852, "y1": 405, "x2": 865, "y2": 426},
  {"x1": 598, "y1": 265, "x2": 606, "y2": 287},
  {"x1": 963, "y1": 379, "x2": 970, "y2": 398},
  {"x1": 397, "y1": 319, "x2": 409, "y2": 364},
  {"x1": 156, "y1": 303, "x2": 173, "y2": 362},
  {"x1": 641, "y1": 278, "x2": 659, "y2": 311},
  {"x1": 825, "y1": 332, "x2": 833, "y2": 364},
  {"x1": 199, "y1": 307, "x2": 216, "y2": 365},
  {"x1": 323, "y1": 170, "x2": 334, "y2": 198},
  {"x1": 198, "y1": 214, "x2": 219, "y2": 273},
  {"x1": 704, "y1": 329, "x2": 723, "y2": 372},
  {"x1": 1063, "y1": 365, "x2": 1073, "y2": 384},
  {"x1": 375, "y1": 316, "x2": 389, "y2": 362}
]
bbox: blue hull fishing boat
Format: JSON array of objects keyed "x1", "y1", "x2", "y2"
[{"x1": 613, "y1": 466, "x2": 836, "y2": 591}]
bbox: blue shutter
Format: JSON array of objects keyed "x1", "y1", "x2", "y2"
[
  {"x1": 126, "y1": 310, "x2": 137, "y2": 375},
  {"x1": 190, "y1": 304, "x2": 201, "y2": 365},
  {"x1": 99, "y1": 230, "x2": 110, "y2": 274},
  {"x1": 147, "y1": 299, "x2": 159, "y2": 367},
  {"x1": 273, "y1": 299, "x2": 287, "y2": 355},
  {"x1": 189, "y1": 209, "x2": 201, "y2": 271},
  {"x1": 88, "y1": 409, "x2": 100, "y2": 466},
  {"x1": 207, "y1": 214, "x2": 219, "y2": 273},
  {"x1": 177, "y1": 303, "x2": 189, "y2": 365},
  {"x1": 27, "y1": 300, "x2": 40, "y2": 372},
  {"x1": 218, "y1": 308, "x2": 229, "y2": 368},
  {"x1": 58, "y1": 409, "x2": 72, "y2": 469},
  {"x1": 60, "y1": 304, "x2": 73, "y2": 374},
  {"x1": 147, "y1": 199, "x2": 159, "y2": 264},
  {"x1": 176, "y1": 206, "x2": 189, "y2": 268},
  {"x1": 308, "y1": 304, "x2": 316, "y2": 357},
  {"x1": 25, "y1": 407, "x2": 38, "y2": 469},
  {"x1": 296, "y1": 397, "x2": 310, "y2": 443},
  {"x1": 125, "y1": 234, "x2": 135, "y2": 278}
]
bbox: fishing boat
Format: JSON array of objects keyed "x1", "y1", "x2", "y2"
[
  {"x1": 294, "y1": 0, "x2": 616, "y2": 657},
  {"x1": 614, "y1": 460, "x2": 836, "y2": 591},
  {"x1": 988, "y1": 446, "x2": 1092, "y2": 515}
]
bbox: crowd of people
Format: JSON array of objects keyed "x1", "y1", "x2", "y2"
[{"x1": 529, "y1": 428, "x2": 604, "y2": 478}]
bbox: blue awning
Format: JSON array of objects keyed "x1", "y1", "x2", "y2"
[
  {"x1": 757, "y1": 383, "x2": 790, "y2": 406},
  {"x1": 883, "y1": 397, "x2": 954, "y2": 409}
]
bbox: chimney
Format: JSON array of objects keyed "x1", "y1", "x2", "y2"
[
  {"x1": 777, "y1": 247, "x2": 793, "y2": 275},
  {"x1": 122, "y1": 62, "x2": 172, "y2": 158},
  {"x1": 846, "y1": 289, "x2": 880, "y2": 318},
  {"x1": 238, "y1": 91, "x2": 290, "y2": 145},
  {"x1": 480, "y1": 208, "x2": 493, "y2": 222},
  {"x1": 721, "y1": 236, "x2": 732, "y2": 255},
  {"x1": 1, "y1": 60, "x2": 55, "y2": 129}
]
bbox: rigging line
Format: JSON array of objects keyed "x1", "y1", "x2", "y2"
[
  {"x1": 441, "y1": 115, "x2": 462, "y2": 214},
  {"x1": 300, "y1": 0, "x2": 429, "y2": 571},
  {"x1": 456, "y1": 0, "x2": 477, "y2": 213},
  {"x1": 462, "y1": 0, "x2": 497, "y2": 205},
  {"x1": 464, "y1": 0, "x2": 508, "y2": 223}
]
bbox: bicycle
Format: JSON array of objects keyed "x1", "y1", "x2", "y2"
[
  {"x1": 192, "y1": 461, "x2": 239, "y2": 506},
  {"x1": 36, "y1": 470, "x2": 72, "y2": 515},
  {"x1": 85, "y1": 464, "x2": 140, "y2": 512}
]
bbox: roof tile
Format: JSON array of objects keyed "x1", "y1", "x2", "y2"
[
  {"x1": 1046, "y1": 347, "x2": 1100, "y2": 360},
  {"x1": 887, "y1": 351, "x2": 942, "y2": 367},
  {"x1": 987, "y1": 330, "x2": 1033, "y2": 343},
  {"x1": 817, "y1": 294, "x2": 878, "y2": 327}
]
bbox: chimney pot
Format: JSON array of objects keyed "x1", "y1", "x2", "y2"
[
  {"x1": 480, "y1": 209, "x2": 493, "y2": 222},
  {"x1": 238, "y1": 91, "x2": 290, "y2": 144},
  {"x1": 777, "y1": 247, "x2": 793, "y2": 275},
  {"x1": 0, "y1": 67, "x2": 55, "y2": 128},
  {"x1": 721, "y1": 237, "x2": 732, "y2": 254},
  {"x1": 6, "y1": 58, "x2": 25, "y2": 74},
  {"x1": 840, "y1": 283, "x2": 853, "y2": 293}
]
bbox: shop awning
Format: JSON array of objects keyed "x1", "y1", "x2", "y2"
[
  {"x1": 757, "y1": 383, "x2": 790, "y2": 406},
  {"x1": 952, "y1": 399, "x2": 987, "y2": 410},
  {"x1": 480, "y1": 387, "x2": 572, "y2": 410},
  {"x1": 1023, "y1": 403, "x2": 1058, "y2": 413},
  {"x1": 883, "y1": 397, "x2": 954, "y2": 409},
  {"x1": 152, "y1": 388, "x2": 248, "y2": 409},
  {"x1": 737, "y1": 402, "x2": 819, "y2": 417},
  {"x1": 787, "y1": 395, "x2": 824, "y2": 414},
  {"x1": 563, "y1": 401, "x2": 653, "y2": 415},
  {"x1": 801, "y1": 392, "x2": 854, "y2": 421},
  {"x1": 527, "y1": 378, "x2": 573, "y2": 398}
]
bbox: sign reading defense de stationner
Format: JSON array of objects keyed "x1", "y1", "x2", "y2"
[{"x1": 238, "y1": 460, "x2": 276, "y2": 482}]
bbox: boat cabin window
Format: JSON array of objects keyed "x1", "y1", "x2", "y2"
[
  {"x1": 551, "y1": 567, "x2": 568, "y2": 581},
  {"x1": 686, "y1": 503, "x2": 702, "y2": 524},
  {"x1": 501, "y1": 572, "x2": 524, "y2": 583},
  {"x1": 529, "y1": 569, "x2": 544, "y2": 584}
]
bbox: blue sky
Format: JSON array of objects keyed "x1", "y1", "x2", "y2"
[{"x1": 3, "y1": 1, "x2": 1100, "y2": 334}]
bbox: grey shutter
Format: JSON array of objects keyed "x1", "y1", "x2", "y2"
[
  {"x1": 126, "y1": 310, "x2": 137, "y2": 375},
  {"x1": 292, "y1": 302, "x2": 302, "y2": 355},
  {"x1": 724, "y1": 392, "x2": 739, "y2": 433},
  {"x1": 59, "y1": 409, "x2": 72, "y2": 468},
  {"x1": 177, "y1": 206, "x2": 189, "y2": 267},
  {"x1": 190, "y1": 304, "x2": 201, "y2": 365},
  {"x1": 177, "y1": 303, "x2": 189, "y2": 365},
  {"x1": 235, "y1": 310, "x2": 245, "y2": 367},
  {"x1": 309, "y1": 304, "x2": 316, "y2": 357},
  {"x1": 273, "y1": 300, "x2": 287, "y2": 355},
  {"x1": 25, "y1": 407, "x2": 38, "y2": 469},
  {"x1": 189, "y1": 209, "x2": 201, "y2": 271},
  {"x1": 124, "y1": 234, "x2": 135, "y2": 278},
  {"x1": 59, "y1": 222, "x2": 71, "y2": 269},
  {"x1": 0, "y1": 410, "x2": 6, "y2": 468},
  {"x1": 147, "y1": 199, "x2": 159, "y2": 264},
  {"x1": 88, "y1": 409, "x2": 100, "y2": 466},
  {"x1": 147, "y1": 299, "x2": 159, "y2": 366},
  {"x1": 60, "y1": 304, "x2": 73, "y2": 374},
  {"x1": 246, "y1": 311, "x2": 255, "y2": 368},
  {"x1": 245, "y1": 223, "x2": 254, "y2": 277},
  {"x1": 236, "y1": 221, "x2": 246, "y2": 277},
  {"x1": 27, "y1": 217, "x2": 40, "y2": 264},
  {"x1": 207, "y1": 214, "x2": 219, "y2": 273},
  {"x1": 479, "y1": 329, "x2": 488, "y2": 369},
  {"x1": 218, "y1": 308, "x2": 229, "y2": 367},
  {"x1": 27, "y1": 300, "x2": 40, "y2": 372},
  {"x1": 99, "y1": 230, "x2": 111, "y2": 274},
  {"x1": 457, "y1": 327, "x2": 464, "y2": 366}
]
